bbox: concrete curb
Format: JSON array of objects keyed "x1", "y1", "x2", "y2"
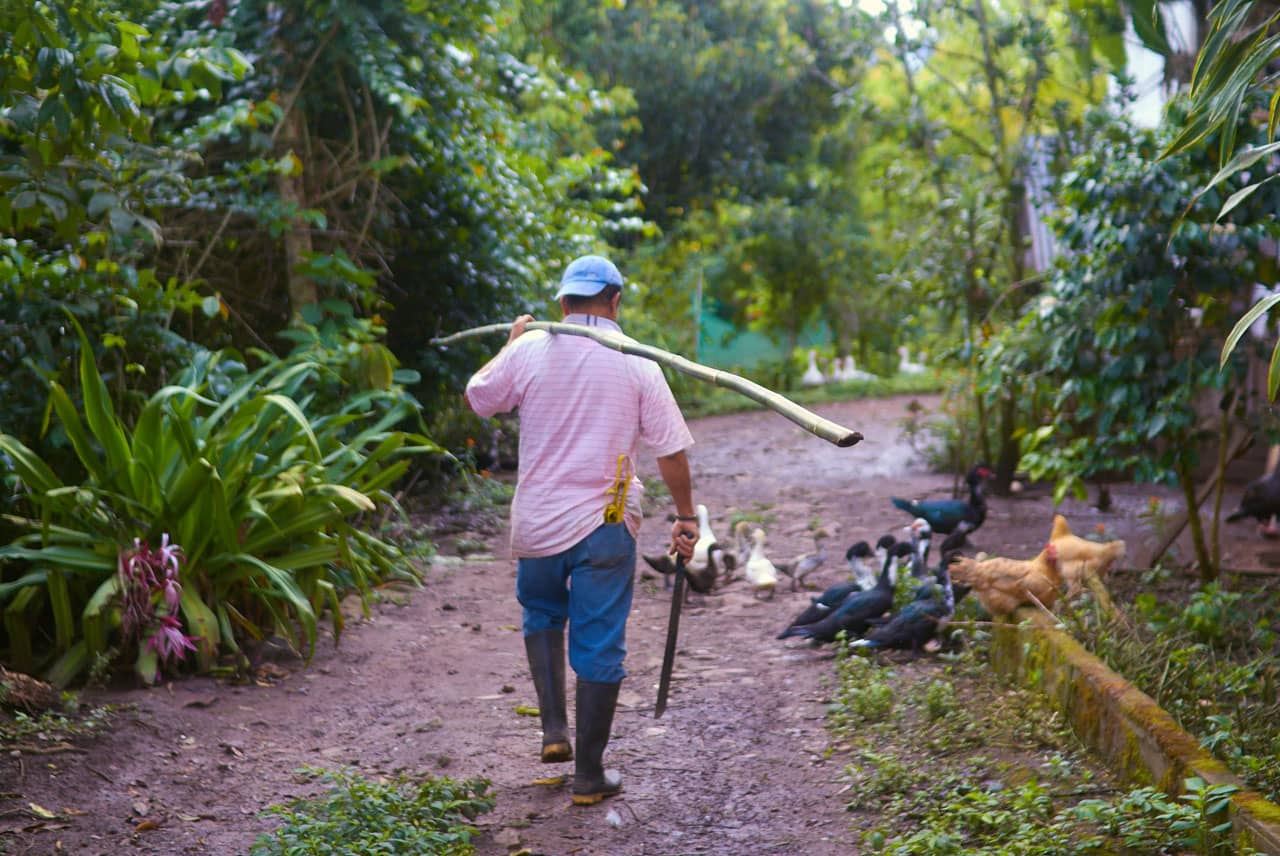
[{"x1": 988, "y1": 610, "x2": 1280, "y2": 855}]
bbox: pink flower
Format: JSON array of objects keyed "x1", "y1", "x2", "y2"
[
  {"x1": 146, "y1": 615, "x2": 199, "y2": 666},
  {"x1": 117, "y1": 534, "x2": 192, "y2": 665}
]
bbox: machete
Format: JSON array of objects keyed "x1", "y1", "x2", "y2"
[{"x1": 654, "y1": 551, "x2": 687, "y2": 718}]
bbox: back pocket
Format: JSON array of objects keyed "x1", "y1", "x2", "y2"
[{"x1": 585, "y1": 523, "x2": 635, "y2": 569}]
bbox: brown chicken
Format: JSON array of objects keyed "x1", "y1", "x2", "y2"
[
  {"x1": 1047, "y1": 515, "x2": 1126, "y2": 599},
  {"x1": 948, "y1": 543, "x2": 1062, "y2": 617}
]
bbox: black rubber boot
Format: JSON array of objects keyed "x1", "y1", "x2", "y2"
[
  {"x1": 525, "y1": 630, "x2": 572, "y2": 763},
  {"x1": 572, "y1": 680, "x2": 623, "y2": 805}
]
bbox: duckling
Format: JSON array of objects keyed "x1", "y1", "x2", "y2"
[
  {"x1": 778, "y1": 529, "x2": 829, "y2": 592},
  {"x1": 745, "y1": 528, "x2": 779, "y2": 599}
]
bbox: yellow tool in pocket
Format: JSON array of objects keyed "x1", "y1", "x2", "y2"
[{"x1": 603, "y1": 454, "x2": 633, "y2": 524}]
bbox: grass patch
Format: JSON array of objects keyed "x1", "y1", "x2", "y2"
[
  {"x1": 250, "y1": 767, "x2": 493, "y2": 856},
  {"x1": 825, "y1": 637, "x2": 1254, "y2": 854},
  {"x1": 1063, "y1": 578, "x2": 1280, "y2": 802}
]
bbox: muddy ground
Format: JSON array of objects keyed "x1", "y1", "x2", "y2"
[{"x1": 2, "y1": 392, "x2": 1276, "y2": 855}]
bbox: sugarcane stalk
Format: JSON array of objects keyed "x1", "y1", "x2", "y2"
[{"x1": 431, "y1": 321, "x2": 863, "y2": 448}]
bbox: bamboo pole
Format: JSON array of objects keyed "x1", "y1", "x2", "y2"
[{"x1": 431, "y1": 321, "x2": 863, "y2": 448}]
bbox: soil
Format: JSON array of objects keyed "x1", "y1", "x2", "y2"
[{"x1": 2, "y1": 392, "x2": 1277, "y2": 856}]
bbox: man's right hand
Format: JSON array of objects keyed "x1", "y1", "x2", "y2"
[
  {"x1": 507, "y1": 314, "x2": 535, "y2": 345},
  {"x1": 670, "y1": 520, "x2": 697, "y2": 560}
]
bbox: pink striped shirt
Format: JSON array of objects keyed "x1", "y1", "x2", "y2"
[{"x1": 466, "y1": 314, "x2": 694, "y2": 558}]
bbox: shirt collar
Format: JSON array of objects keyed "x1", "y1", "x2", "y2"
[{"x1": 562, "y1": 313, "x2": 623, "y2": 333}]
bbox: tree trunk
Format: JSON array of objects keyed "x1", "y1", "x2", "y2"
[
  {"x1": 1176, "y1": 459, "x2": 1217, "y2": 583},
  {"x1": 276, "y1": 106, "x2": 319, "y2": 320},
  {"x1": 994, "y1": 381, "x2": 1019, "y2": 495}
]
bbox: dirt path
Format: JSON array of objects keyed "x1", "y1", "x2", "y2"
[{"x1": 2, "y1": 392, "x2": 1256, "y2": 855}]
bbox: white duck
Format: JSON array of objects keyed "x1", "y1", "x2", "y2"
[
  {"x1": 640, "y1": 504, "x2": 731, "y2": 594},
  {"x1": 745, "y1": 528, "x2": 779, "y2": 599},
  {"x1": 897, "y1": 346, "x2": 926, "y2": 376},
  {"x1": 690, "y1": 503, "x2": 716, "y2": 572},
  {"x1": 801, "y1": 349, "x2": 825, "y2": 387},
  {"x1": 846, "y1": 356, "x2": 880, "y2": 382}
]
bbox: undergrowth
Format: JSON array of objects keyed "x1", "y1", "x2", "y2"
[
  {"x1": 249, "y1": 767, "x2": 493, "y2": 856},
  {"x1": 825, "y1": 637, "x2": 1255, "y2": 854},
  {"x1": 1063, "y1": 578, "x2": 1280, "y2": 802},
  {"x1": 0, "y1": 702, "x2": 114, "y2": 748}
]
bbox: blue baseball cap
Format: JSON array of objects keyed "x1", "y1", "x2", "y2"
[{"x1": 554, "y1": 254, "x2": 624, "y2": 299}]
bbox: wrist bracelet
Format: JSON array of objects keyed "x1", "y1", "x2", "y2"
[{"x1": 674, "y1": 514, "x2": 698, "y2": 521}]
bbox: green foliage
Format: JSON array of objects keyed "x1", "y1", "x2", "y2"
[
  {"x1": 1064, "y1": 588, "x2": 1280, "y2": 801},
  {"x1": 866, "y1": 777, "x2": 1248, "y2": 855},
  {"x1": 1012, "y1": 104, "x2": 1280, "y2": 553},
  {"x1": 250, "y1": 767, "x2": 493, "y2": 856},
  {"x1": 0, "y1": 702, "x2": 114, "y2": 749},
  {"x1": 828, "y1": 646, "x2": 896, "y2": 726},
  {"x1": 0, "y1": 322, "x2": 436, "y2": 683},
  {"x1": 0, "y1": 0, "x2": 251, "y2": 484}
]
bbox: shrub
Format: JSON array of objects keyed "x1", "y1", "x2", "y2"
[
  {"x1": 0, "y1": 321, "x2": 439, "y2": 684},
  {"x1": 250, "y1": 768, "x2": 493, "y2": 856}
]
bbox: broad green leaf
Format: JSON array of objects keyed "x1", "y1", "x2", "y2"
[
  {"x1": 1220, "y1": 292, "x2": 1280, "y2": 369},
  {"x1": 0, "y1": 434, "x2": 63, "y2": 494},
  {"x1": 1217, "y1": 173, "x2": 1280, "y2": 221},
  {"x1": 1269, "y1": 337, "x2": 1280, "y2": 401},
  {"x1": 179, "y1": 587, "x2": 220, "y2": 669}
]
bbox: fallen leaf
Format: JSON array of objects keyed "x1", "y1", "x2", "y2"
[
  {"x1": 499, "y1": 624, "x2": 519, "y2": 631},
  {"x1": 28, "y1": 803, "x2": 56, "y2": 820},
  {"x1": 135, "y1": 820, "x2": 158, "y2": 832},
  {"x1": 513, "y1": 705, "x2": 539, "y2": 717},
  {"x1": 182, "y1": 695, "x2": 219, "y2": 709}
]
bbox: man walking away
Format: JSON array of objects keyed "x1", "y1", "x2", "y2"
[{"x1": 464, "y1": 254, "x2": 697, "y2": 805}]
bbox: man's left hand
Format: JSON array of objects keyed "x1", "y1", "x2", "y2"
[{"x1": 507, "y1": 314, "x2": 534, "y2": 345}]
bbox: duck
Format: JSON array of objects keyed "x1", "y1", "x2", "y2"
[
  {"x1": 640, "y1": 504, "x2": 732, "y2": 594},
  {"x1": 845, "y1": 540, "x2": 875, "y2": 590},
  {"x1": 778, "y1": 529, "x2": 829, "y2": 592},
  {"x1": 845, "y1": 355, "x2": 880, "y2": 382},
  {"x1": 853, "y1": 556, "x2": 955, "y2": 656},
  {"x1": 897, "y1": 346, "x2": 926, "y2": 375},
  {"x1": 801, "y1": 349, "x2": 826, "y2": 387},
  {"x1": 891, "y1": 465, "x2": 993, "y2": 545},
  {"x1": 745, "y1": 528, "x2": 779, "y2": 599},
  {"x1": 1226, "y1": 460, "x2": 1280, "y2": 538},
  {"x1": 777, "y1": 542, "x2": 909, "y2": 643},
  {"x1": 903, "y1": 518, "x2": 932, "y2": 579},
  {"x1": 776, "y1": 578, "x2": 862, "y2": 636}
]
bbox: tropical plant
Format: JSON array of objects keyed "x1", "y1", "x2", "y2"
[
  {"x1": 0, "y1": 321, "x2": 437, "y2": 684},
  {"x1": 1015, "y1": 105, "x2": 1280, "y2": 579},
  {"x1": 1163, "y1": 0, "x2": 1280, "y2": 395}
]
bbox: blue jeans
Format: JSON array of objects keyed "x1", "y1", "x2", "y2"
[{"x1": 517, "y1": 523, "x2": 636, "y2": 683}]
